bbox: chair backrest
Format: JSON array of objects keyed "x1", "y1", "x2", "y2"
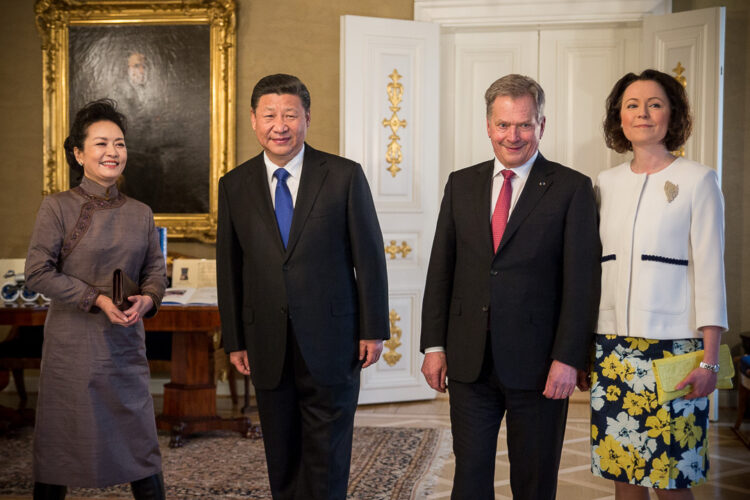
[{"x1": 741, "y1": 332, "x2": 750, "y2": 355}]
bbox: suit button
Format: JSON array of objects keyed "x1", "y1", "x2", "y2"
[
  {"x1": 481, "y1": 305, "x2": 489, "y2": 312},
  {"x1": 282, "y1": 265, "x2": 289, "y2": 271},
  {"x1": 490, "y1": 270, "x2": 498, "y2": 276},
  {"x1": 280, "y1": 306, "x2": 287, "y2": 314}
]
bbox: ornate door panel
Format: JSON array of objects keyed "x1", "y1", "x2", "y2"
[{"x1": 341, "y1": 15, "x2": 439, "y2": 403}]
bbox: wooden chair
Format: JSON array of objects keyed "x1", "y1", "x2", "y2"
[
  {"x1": 0, "y1": 325, "x2": 42, "y2": 432},
  {"x1": 0, "y1": 325, "x2": 42, "y2": 408},
  {"x1": 0, "y1": 327, "x2": 180, "y2": 406},
  {"x1": 733, "y1": 333, "x2": 750, "y2": 449}
]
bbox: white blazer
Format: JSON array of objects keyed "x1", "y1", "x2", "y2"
[{"x1": 596, "y1": 157, "x2": 727, "y2": 339}]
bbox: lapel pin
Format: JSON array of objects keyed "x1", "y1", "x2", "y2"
[
  {"x1": 539, "y1": 181, "x2": 546, "y2": 186},
  {"x1": 664, "y1": 181, "x2": 679, "y2": 203}
]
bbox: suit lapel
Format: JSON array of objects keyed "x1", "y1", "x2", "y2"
[
  {"x1": 244, "y1": 154, "x2": 286, "y2": 253},
  {"x1": 473, "y1": 161, "x2": 495, "y2": 255},
  {"x1": 284, "y1": 145, "x2": 329, "y2": 257},
  {"x1": 495, "y1": 153, "x2": 554, "y2": 254}
]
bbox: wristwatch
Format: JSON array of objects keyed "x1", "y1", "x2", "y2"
[{"x1": 699, "y1": 361, "x2": 720, "y2": 373}]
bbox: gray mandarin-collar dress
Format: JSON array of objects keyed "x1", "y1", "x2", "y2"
[{"x1": 24, "y1": 176, "x2": 167, "y2": 488}]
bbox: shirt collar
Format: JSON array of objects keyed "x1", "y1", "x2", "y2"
[
  {"x1": 492, "y1": 150, "x2": 538, "y2": 181},
  {"x1": 264, "y1": 144, "x2": 305, "y2": 182},
  {"x1": 79, "y1": 175, "x2": 119, "y2": 199}
]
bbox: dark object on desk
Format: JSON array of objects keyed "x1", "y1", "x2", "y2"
[{"x1": 113, "y1": 268, "x2": 139, "y2": 311}]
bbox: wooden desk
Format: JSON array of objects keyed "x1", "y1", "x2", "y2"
[{"x1": 0, "y1": 305, "x2": 260, "y2": 447}]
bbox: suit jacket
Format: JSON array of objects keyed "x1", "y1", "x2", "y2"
[
  {"x1": 597, "y1": 158, "x2": 727, "y2": 339},
  {"x1": 217, "y1": 145, "x2": 389, "y2": 390},
  {"x1": 421, "y1": 153, "x2": 601, "y2": 390}
]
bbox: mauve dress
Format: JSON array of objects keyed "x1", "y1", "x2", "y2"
[{"x1": 24, "y1": 176, "x2": 167, "y2": 488}]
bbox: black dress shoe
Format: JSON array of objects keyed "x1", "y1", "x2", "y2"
[
  {"x1": 130, "y1": 472, "x2": 165, "y2": 500},
  {"x1": 33, "y1": 482, "x2": 66, "y2": 500}
]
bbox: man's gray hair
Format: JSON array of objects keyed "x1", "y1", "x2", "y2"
[{"x1": 485, "y1": 74, "x2": 545, "y2": 122}]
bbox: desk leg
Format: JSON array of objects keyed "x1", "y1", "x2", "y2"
[{"x1": 156, "y1": 330, "x2": 261, "y2": 447}]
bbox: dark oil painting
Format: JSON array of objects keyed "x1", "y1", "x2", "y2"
[{"x1": 69, "y1": 24, "x2": 210, "y2": 214}]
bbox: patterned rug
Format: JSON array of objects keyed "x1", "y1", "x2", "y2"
[{"x1": 0, "y1": 426, "x2": 449, "y2": 499}]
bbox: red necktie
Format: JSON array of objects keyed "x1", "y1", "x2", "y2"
[{"x1": 491, "y1": 169, "x2": 515, "y2": 252}]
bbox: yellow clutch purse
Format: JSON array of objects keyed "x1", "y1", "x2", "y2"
[{"x1": 652, "y1": 344, "x2": 734, "y2": 404}]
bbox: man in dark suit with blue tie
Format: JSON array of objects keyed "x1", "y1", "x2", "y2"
[
  {"x1": 420, "y1": 74, "x2": 601, "y2": 499},
  {"x1": 217, "y1": 74, "x2": 389, "y2": 500}
]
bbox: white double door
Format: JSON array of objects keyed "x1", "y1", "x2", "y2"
[
  {"x1": 444, "y1": 7, "x2": 725, "y2": 185},
  {"x1": 341, "y1": 7, "x2": 724, "y2": 405}
]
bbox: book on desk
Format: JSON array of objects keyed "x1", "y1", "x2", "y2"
[{"x1": 162, "y1": 287, "x2": 217, "y2": 305}]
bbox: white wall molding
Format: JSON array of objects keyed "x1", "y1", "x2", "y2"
[{"x1": 415, "y1": 0, "x2": 671, "y2": 28}]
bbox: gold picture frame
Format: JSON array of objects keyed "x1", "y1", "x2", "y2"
[{"x1": 35, "y1": 0, "x2": 236, "y2": 242}]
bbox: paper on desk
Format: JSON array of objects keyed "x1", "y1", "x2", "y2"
[{"x1": 172, "y1": 259, "x2": 216, "y2": 288}]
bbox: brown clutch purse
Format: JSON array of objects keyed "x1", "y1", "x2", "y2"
[{"x1": 113, "y1": 268, "x2": 140, "y2": 311}]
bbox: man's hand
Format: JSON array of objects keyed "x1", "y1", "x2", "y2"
[
  {"x1": 230, "y1": 350, "x2": 251, "y2": 375},
  {"x1": 421, "y1": 351, "x2": 448, "y2": 393},
  {"x1": 359, "y1": 339, "x2": 383, "y2": 368},
  {"x1": 543, "y1": 360, "x2": 577, "y2": 399}
]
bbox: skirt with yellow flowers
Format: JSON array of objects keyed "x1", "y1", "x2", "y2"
[{"x1": 590, "y1": 334, "x2": 709, "y2": 489}]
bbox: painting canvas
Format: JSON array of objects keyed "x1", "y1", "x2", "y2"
[{"x1": 68, "y1": 25, "x2": 210, "y2": 214}]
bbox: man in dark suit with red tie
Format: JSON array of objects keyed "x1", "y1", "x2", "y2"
[
  {"x1": 217, "y1": 74, "x2": 389, "y2": 500},
  {"x1": 420, "y1": 74, "x2": 601, "y2": 499}
]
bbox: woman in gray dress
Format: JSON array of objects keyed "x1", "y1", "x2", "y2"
[{"x1": 24, "y1": 99, "x2": 168, "y2": 500}]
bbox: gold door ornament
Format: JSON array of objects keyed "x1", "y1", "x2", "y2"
[
  {"x1": 35, "y1": 0, "x2": 236, "y2": 242},
  {"x1": 672, "y1": 61, "x2": 687, "y2": 88},
  {"x1": 382, "y1": 310, "x2": 403, "y2": 366},
  {"x1": 382, "y1": 69, "x2": 407, "y2": 178},
  {"x1": 384, "y1": 240, "x2": 412, "y2": 260},
  {"x1": 671, "y1": 62, "x2": 686, "y2": 157}
]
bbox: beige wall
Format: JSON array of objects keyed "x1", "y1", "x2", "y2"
[
  {"x1": 0, "y1": 1, "x2": 43, "y2": 258},
  {"x1": 0, "y1": 0, "x2": 412, "y2": 260}
]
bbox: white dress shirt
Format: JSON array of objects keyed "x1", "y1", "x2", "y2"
[
  {"x1": 490, "y1": 151, "x2": 537, "y2": 219},
  {"x1": 264, "y1": 145, "x2": 305, "y2": 206}
]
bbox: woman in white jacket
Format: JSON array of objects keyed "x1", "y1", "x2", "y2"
[{"x1": 588, "y1": 69, "x2": 727, "y2": 500}]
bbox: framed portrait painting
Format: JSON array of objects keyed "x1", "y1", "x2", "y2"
[{"x1": 35, "y1": 0, "x2": 236, "y2": 242}]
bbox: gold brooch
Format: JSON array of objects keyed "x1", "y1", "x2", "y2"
[{"x1": 664, "y1": 181, "x2": 679, "y2": 203}]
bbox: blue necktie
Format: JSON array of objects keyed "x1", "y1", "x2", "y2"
[{"x1": 273, "y1": 168, "x2": 293, "y2": 248}]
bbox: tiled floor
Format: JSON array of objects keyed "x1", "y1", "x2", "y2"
[
  {"x1": 2, "y1": 391, "x2": 750, "y2": 499},
  {"x1": 353, "y1": 392, "x2": 750, "y2": 499}
]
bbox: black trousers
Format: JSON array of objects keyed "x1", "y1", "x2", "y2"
[
  {"x1": 448, "y1": 336, "x2": 569, "y2": 500},
  {"x1": 255, "y1": 330, "x2": 360, "y2": 500}
]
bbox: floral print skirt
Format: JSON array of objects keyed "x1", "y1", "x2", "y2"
[{"x1": 590, "y1": 334, "x2": 709, "y2": 489}]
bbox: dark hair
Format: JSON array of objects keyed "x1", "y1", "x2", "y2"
[
  {"x1": 485, "y1": 74, "x2": 545, "y2": 122},
  {"x1": 603, "y1": 69, "x2": 692, "y2": 153},
  {"x1": 250, "y1": 74, "x2": 311, "y2": 113},
  {"x1": 64, "y1": 99, "x2": 128, "y2": 171}
]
